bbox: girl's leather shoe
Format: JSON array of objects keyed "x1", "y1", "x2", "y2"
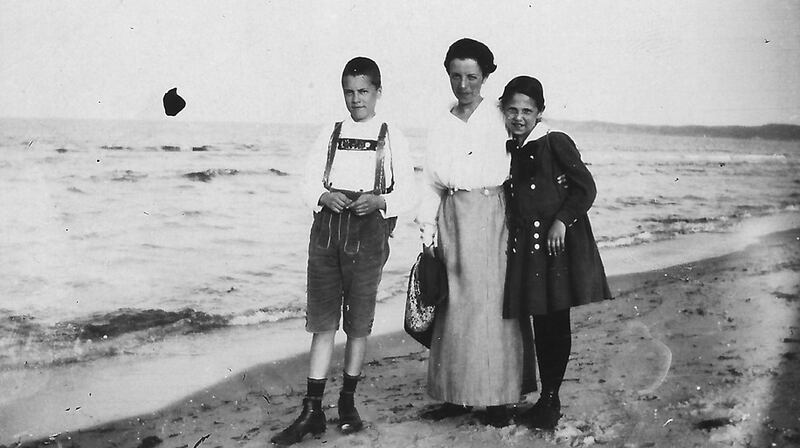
[{"x1": 519, "y1": 391, "x2": 561, "y2": 430}]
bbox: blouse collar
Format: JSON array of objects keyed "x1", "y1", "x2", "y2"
[
  {"x1": 511, "y1": 120, "x2": 551, "y2": 147},
  {"x1": 448, "y1": 97, "x2": 493, "y2": 124}
]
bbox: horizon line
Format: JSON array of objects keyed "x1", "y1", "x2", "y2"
[{"x1": 1, "y1": 114, "x2": 799, "y2": 131}]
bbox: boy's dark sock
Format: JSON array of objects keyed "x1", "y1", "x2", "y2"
[
  {"x1": 307, "y1": 377, "x2": 327, "y2": 399},
  {"x1": 342, "y1": 371, "x2": 360, "y2": 395}
]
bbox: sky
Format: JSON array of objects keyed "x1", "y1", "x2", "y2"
[{"x1": 1, "y1": 0, "x2": 798, "y2": 128}]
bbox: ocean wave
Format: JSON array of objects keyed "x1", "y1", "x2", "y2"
[
  {"x1": 228, "y1": 304, "x2": 305, "y2": 326},
  {"x1": 111, "y1": 170, "x2": 148, "y2": 182},
  {"x1": 183, "y1": 169, "x2": 239, "y2": 182},
  {"x1": 615, "y1": 196, "x2": 679, "y2": 207},
  {"x1": 0, "y1": 304, "x2": 313, "y2": 370},
  {"x1": 268, "y1": 168, "x2": 290, "y2": 176},
  {"x1": 77, "y1": 308, "x2": 228, "y2": 340},
  {"x1": 597, "y1": 205, "x2": 798, "y2": 249},
  {"x1": 0, "y1": 308, "x2": 232, "y2": 370},
  {"x1": 597, "y1": 231, "x2": 656, "y2": 249},
  {"x1": 182, "y1": 168, "x2": 289, "y2": 182}
]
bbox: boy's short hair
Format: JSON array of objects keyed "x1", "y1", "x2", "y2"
[{"x1": 342, "y1": 57, "x2": 382, "y2": 89}]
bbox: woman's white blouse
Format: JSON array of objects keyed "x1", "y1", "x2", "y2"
[{"x1": 417, "y1": 99, "x2": 510, "y2": 226}]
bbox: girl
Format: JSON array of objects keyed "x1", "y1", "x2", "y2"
[{"x1": 500, "y1": 76, "x2": 613, "y2": 429}]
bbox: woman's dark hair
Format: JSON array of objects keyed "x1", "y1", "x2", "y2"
[
  {"x1": 499, "y1": 75, "x2": 546, "y2": 112},
  {"x1": 443, "y1": 38, "x2": 497, "y2": 76},
  {"x1": 342, "y1": 57, "x2": 381, "y2": 89}
]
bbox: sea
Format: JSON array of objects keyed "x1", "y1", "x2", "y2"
[{"x1": 1, "y1": 117, "x2": 798, "y2": 374}]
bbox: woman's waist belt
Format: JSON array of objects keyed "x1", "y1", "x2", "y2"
[{"x1": 446, "y1": 185, "x2": 503, "y2": 196}]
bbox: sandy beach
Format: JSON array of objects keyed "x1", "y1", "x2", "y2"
[
  {"x1": 2, "y1": 0, "x2": 799, "y2": 446},
  {"x1": 5, "y1": 217, "x2": 798, "y2": 448}
]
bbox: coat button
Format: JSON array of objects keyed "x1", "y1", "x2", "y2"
[
  {"x1": 534, "y1": 244, "x2": 540, "y2": 250},
  {"x1": 530, "y1": 184, "x2": 536, "y2": 190},
  {"x1": 533, "y1": 221, "x2": 541, "y2": 228},
  {"x1": 533, "y1": 233, "x2": 540, "y2": 239},
  {"x1": 482, "y1": 188, "x2": 490, "y2": 196},
  {"x1": 529, "y1": 155, "x2": 535, "y2": 159}
]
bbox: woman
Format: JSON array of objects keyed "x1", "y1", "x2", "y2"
[
  {"x1": 416, "y1": 38, "x2": 523, "y2": 427},
  {"x1": 500, "y1": 76, "x2": 613, "y2": 429}
]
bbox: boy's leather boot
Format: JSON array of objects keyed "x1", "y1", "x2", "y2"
[
  {"x1": 270, "y1": 397, "x2": 326, "y2": 445},
  {"x1": 337, "y1": 391, "x2": 364, "y2": 434}
]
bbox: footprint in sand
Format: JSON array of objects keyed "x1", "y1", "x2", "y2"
[{"x1": 606, "y1": 321, "x2": 672, "y2": 395}]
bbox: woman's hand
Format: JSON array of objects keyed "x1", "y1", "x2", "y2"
[
  {"x1": 547, "y1": 219, "x2": 566, "y2": 256},
  {"x1": 423, "y1": 244, "x2": 436, "y2": 259},
  {"x1": 319, "y1": 191, "x2": 352, "y2": 213},
  {"x1": 420, "y1": 223, "x2": 437, "y2": 257}
]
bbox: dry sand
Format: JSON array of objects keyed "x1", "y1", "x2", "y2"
[{"x1": 7, "y1": 228, "x2": 800, "y2": 448}]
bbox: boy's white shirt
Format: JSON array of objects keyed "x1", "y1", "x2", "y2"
[{"x1": 301, "y1": 113, "x2": 417, "y2": 220}]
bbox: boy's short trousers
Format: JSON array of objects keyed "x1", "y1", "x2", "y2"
[{"x1": 306, "y1": 207, "x2": 396, "y2": 337}]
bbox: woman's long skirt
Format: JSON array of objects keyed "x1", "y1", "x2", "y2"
[{"x1": 427, "y1": 188, "x2": 523, "y2": 406}]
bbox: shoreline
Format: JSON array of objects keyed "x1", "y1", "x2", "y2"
[{"x1": 2, "y1": 212, "x2": 799, "y2": 446}]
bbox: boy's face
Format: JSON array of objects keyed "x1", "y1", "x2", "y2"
[{"x1": 342, "y1": 74, "x2": 381, "y2": 122}]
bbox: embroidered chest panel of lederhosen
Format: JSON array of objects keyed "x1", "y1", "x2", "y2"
[{"x1": 322, "y1": 122, "x2": 394, "y2": 194}]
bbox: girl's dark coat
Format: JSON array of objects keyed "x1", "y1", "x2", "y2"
[{"x1": 503, "y1": 131, "x2": 612, "y2": 317}]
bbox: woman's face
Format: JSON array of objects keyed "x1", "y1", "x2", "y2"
[
  {"x1": 447, "y1": 58, "x2": 486, "y2": 106},
  {"x1": 503, "y1": 93, "x2": 542, "y2": 141}
]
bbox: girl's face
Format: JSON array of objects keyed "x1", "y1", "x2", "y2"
[
  {"x1": 503, "y1": 93, "x2": 542, "y2": 141},
  {"x1": 447, "y1": 58, "x2": 486, "y2": 106}
]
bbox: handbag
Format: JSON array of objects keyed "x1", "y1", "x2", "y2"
[{"x1": 404, "y1": 249, "x2": 448, "y2": 348}]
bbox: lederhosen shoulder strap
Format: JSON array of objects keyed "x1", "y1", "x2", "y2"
[
  {"x1": 322, "y1": 121, "x2": 343, "y2": 191},
  {"x1": 373, "y1": 122, "x2": 394, "y2": 194}
]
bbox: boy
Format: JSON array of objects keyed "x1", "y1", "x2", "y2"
[{"x1": 270, "y1": 57, "x2": 415, "y2": 445}]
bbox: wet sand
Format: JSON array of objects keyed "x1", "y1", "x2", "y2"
[{"x1": 8, "y1": 226, "x2": 799, "y2": 448}]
